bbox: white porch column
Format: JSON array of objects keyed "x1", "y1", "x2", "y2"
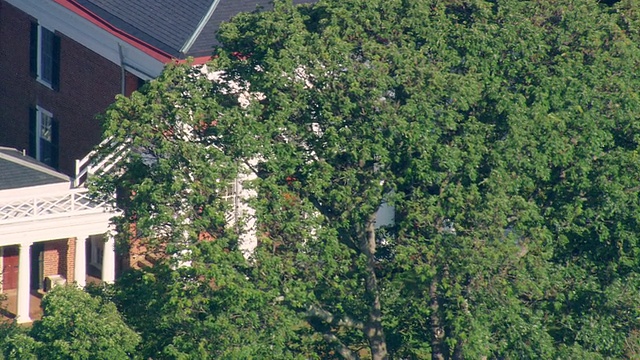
[
  {"x1": 102, "y1": 234, "x2": 116, "y2": 283},
  {"x1": 16, "y1": 242, "x2": 32, "y2": 324},
  {"x1": 74, "y1": 235, "x2": 87, "y2": 288}
]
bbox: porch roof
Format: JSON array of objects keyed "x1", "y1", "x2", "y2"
[{"x1": 0, "y1": 148, "x2": 69, "y2": 190}]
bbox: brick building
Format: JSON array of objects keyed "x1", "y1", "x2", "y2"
[
  {"x1": 0, "y1": 0, "x2": 314, "y2": 323},
  {"x1": 0, "y1": 147, "x2": 114, "y2": 323}
]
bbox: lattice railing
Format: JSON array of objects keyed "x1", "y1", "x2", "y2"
[
  {"x1": 221, "y1": 180, "x2": 239, "y2": 224},
  {"x1": 0, "y1": 188, "x2": 110, "y2": 224},
  {"x1": 73, "y1": 136, "x2": 242, "y2": 225},
  {"x1": 74, "y1": 136, "x2": 130, "y2": 188}
]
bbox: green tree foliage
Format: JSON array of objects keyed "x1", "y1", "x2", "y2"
[
  {"x1": 0, "y1": 286, "x2": 139, "y2": 359},
  {"x1": 29, "y1": 286, "x2": 140, "y2": 359},
  {"x1": 0, "y1": 322, "x2": 39, "y2": 360},
  {"x1": 93, "y1": 0, "x2": 640, "y2": 358}
]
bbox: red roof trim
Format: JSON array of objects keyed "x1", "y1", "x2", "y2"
[
  {"x1": 54, "y1": 0, "x2": 175, "y2": 63},
  {"x1": 176, "y1": 56, "x2": 212, "y2": 65}
]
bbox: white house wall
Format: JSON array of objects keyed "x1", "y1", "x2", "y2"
[
  {"x1": 236, "y1": 162, "x2": 258, "y2": 255},
  {"x1": 375, "y1": 201, "x2": 395, "y2": 228}
]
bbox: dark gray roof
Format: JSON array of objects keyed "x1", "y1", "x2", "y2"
[
  {"x1": 189, "y1": 0, "x2": 266, "y2": 57},
  {"x1": 0, "y1": 148, "x2": 69, "y2": 190},
  {"x1": 75, "y1": 0, "x2": 316, "y2": 59},
  {"x1": 189, "y1": 0, "x2": 316, "y2": 57},
  {"x1": 76, "y1": 0, "x2": 213, "y2": 57}
]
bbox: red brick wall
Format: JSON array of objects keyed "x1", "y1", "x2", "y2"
[
  {"x1": 0, "y1": 2, "x2": 142, "y2": 175},
  {"x1": 0, "y1": 2, "x2": 32, "y2": 158},
  {"x1": 66, "y1": 238, "x2": 76, "y2": 283},
  {"x1": 125, "y1": 71, "x2": 141, "y2": 97},
  {"x1": 43, "y1": 239, "x2": 69, "y2": 280}
]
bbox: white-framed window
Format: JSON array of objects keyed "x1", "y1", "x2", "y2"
[
  {"x1": 36, "y1": 106, "x2": 54, "y2": 165},
  {"x1": 38, "y1": 26, "x2": 55, "y2": 85},
  {"x1": 30, "y1": 106, "x2": 59, "y2": 168},
  {"x1": 30, "y1": 22, "x2": 60, "y2": 89}
]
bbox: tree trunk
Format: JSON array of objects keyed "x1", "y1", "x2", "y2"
[
  {"x1": 362, "y1": 217, "x2": 388, "y2": 360},
  {"x1": 453, "y1": 337, "x2": 465, "y2": 360},
  {"x1": 430, "y1": 276, "x2": 445, "y2": 360}
]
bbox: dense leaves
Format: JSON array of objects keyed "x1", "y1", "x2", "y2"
[
  {"x1": 92, "y1": 0, "x2": 640, "y2": 358},
  {"x1": 0, "y1": 286, "x2": 139, "y2": 359}
]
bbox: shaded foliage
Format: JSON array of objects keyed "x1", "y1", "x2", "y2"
[
  {"x1": 0, "y1": 286, "x2": 139, "y2": 360},
  {"x1": 91, "y1": 0, "x2": 640, "y2": 358}
]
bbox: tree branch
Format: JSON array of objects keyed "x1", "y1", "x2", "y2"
[
  {"x1": 241, "y1": 158, "x2": 260, "y2": 178},
  {"x1": 322, "y1": 332, "x2": 361, "y2": 360},
  {"x1": 306, "y1": 194, "x2": 360, "y2": 252},
  {"x1": 306, "y1": 304, "x2": 364, "y2": 330}
]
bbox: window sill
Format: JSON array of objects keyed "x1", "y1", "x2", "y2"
[{"x1": 36, "y1": 77, "x2": 54, "y2": 90}]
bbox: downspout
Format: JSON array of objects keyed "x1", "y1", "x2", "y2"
[
  {"x1": 118, "y1": 43, "x2": 126, "y2": 95},
  {"x1": 118, "y1": 43, "x2": 159, "y2": 82}
]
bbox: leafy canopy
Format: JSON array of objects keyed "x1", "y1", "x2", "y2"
[
  {"x1": 93, "y1": 0, "x2": 640, "y2": 358},
  {"x1": 0, "y1": 286, "x2": 139, "y2": 360}
]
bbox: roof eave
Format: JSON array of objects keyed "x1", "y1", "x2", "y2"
[{"x1": 54, "y1": 0, "x2": 177, "y2": 63}]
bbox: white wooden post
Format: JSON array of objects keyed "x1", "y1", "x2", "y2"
[
  {"x1": 102, "y1": 234, "x2": 116, "y2": 283},
  {"x1": 16, "y1": 242, "x2": 32, "y2": 323},
  {"x1": 74, "y1": 235, "x2": 87, "y2": 288}
]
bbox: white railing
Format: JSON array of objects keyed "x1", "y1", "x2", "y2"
[
  {"x1": 221, "y1": 178, "x2": 239, "y2": 224},
  {"x1": 74, "y1": 137, "x2": 130, "y2": 188},
  {"x1": 72, "y1": 136, "x2": 241, "y2": 224},
  {"x1": 0, "y1": 188, "x2": 110, "y2": 225}
]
